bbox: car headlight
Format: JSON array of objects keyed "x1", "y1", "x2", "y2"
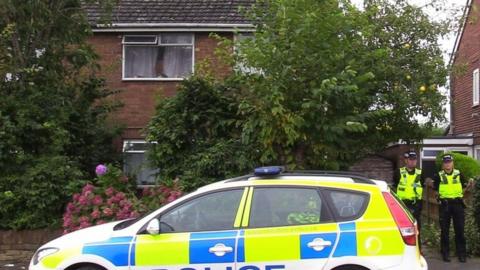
[{"x1": 33, "y1": 247, "x2": 59, "y2": 265}]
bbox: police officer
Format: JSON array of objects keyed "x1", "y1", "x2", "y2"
[
  {"x1": 433, "y1": 154, "x2": 470, "y2": 263},
  {"x1": 393, "y1": 150, "x2": 424, "y2": 249}
]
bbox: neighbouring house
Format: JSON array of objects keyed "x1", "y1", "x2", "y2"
[
  {"x1": 411, "y1": 0, "x2": 480, "y2": 179},
  {"x1": 84, "y1": 0, "x2": 255, "y2": 185}
]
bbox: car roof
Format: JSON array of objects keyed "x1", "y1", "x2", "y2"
[{"x1": 197, "y1": 170, "x2": 389, "y2": 193}]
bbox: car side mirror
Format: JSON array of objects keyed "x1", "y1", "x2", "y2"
[{"x1": 146, "y1": 219, "x2": 160, "y2": 235}]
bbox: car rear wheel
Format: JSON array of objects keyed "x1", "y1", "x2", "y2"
[
  {"x1": 70, "y1": 264, "x2": 106, "y2": 270},
  {"x1": 332, "y1": 265, "x2": 370, "y2": 270}
]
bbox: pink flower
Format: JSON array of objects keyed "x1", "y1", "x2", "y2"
[
  {"x1": 103, "y1": 208, "x2": 113, "y2": 216},
  {"x1": 107, "y1": 197, "x2": 116, "y2": 205},
  {"x1": 83, "y1": 190, "x2": 93, "y2": 198},
  {"x1": 78, "y1": 196, "x2": 88, "y2": 206},
  {"x1": 73, "y1": 193, "x2": 80, "y2": 201},
  {"x1": 96, "y1": 220, "x2": 106, "y2": 225},
  {"x1": 79, "y1": 221, "x2": 91, "y2": 229},
  {"x1": 63, "y1": 217, "x2": 72, "y2": 227},
  {"x1": 79, "y1": 216, "x2": 90, "y2": 223},
  {"x1": 66, "y1": 202, "x2": 76, "y2": 212},
  {"x1": 115, "y1": 192, "x2": 125, "y2": 200},
  {"x1": 82, "y1": 184, "x2": 95, "y2": 194},
  {"x1": 92, "y1": 195, "x2": 103, "y2": 206},
  {"x1": 130, "y1": 211, "x2": 139, "y2": 218},
  {"x1": 95, "y1": 164, "x2": 108, "y2": 176},
  {"x1": 105, "y1": 187, "x2": 115, "y2": 197},
  {"x1": 91, "y1": 209, "x2": 101, "y2": 219}
]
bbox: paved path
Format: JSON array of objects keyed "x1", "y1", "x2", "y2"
[{"x1": 424, "y1": 247, "x2": 480, "y2": 269}]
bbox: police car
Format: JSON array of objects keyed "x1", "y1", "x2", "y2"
[{"x1": 30, "y1": 167, "x2": 427, "y2": 270}]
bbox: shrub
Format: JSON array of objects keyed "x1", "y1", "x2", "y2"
[
  {"x1": 62, "y1": 164, "x2": 183, "y2": 233},
  {"x1": 146, "y1": 76, "x2": 258, "y2": 191}
]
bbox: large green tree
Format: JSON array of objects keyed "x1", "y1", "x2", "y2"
[
  {"x1": 233, "y1": 0, "x2": 451, "y2": 169},
  {"x1": 0, "y1": 0, "x2": 119, "y2": 229},
  {"x1": 147, "y1": 0, "x2": 456, "y2": 189}
]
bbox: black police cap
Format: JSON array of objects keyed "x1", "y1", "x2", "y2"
[
  {"x1": 442, "y1": 154, "x2": 454, "y2": 162},
  {"x1": 403, "y1": 151, "x2": 417, "y2": 159}
]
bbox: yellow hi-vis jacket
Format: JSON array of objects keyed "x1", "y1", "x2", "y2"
[
  {"x1": 438, "y1": 169, "x2": 463, "y2": 199},
  {"x1": 396, "y1": 167, "x2": 423, "y2": 201}
]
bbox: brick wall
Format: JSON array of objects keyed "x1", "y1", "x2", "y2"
[
  {"x1": 451, "y1": 0, "x2": 480, "y2": 141},
  {"x1": 349, "y1": 155, "x2": 395, "y2": 184},
  {"x1": 88, "y1": 32, "x2": 233, "y2": 139},
  {"x1": 0, "y1": 229, "x2": 62, "y2": 265}
]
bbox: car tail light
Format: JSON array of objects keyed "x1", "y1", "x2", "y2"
[{"x1": 382, "y1": 192, "x2": 417, "y2": 246}]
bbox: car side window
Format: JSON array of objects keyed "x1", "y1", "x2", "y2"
[
  {"x1": 325, "y1": 189, "x2": 369, "y2": 221},
  {"x1": 159, "y1": 189, "x2": 244, "y2": 233},
  {"x1": 249, "y1": 187, "x2": 332, "y2": 228}
]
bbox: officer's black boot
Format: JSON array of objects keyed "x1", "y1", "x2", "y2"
[{"x1": 442, "y1": 253, "x2": 451, "y2": 262}]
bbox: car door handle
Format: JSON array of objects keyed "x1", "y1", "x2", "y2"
[
  {"x1": 208, "y1": 243, "x2": 233, "y2": 256},
  {"x1": 307, "y1": 238, "x2": 332, "y2": 251}
]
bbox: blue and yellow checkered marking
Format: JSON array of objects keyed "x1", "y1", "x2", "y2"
[{"x1": 83, "y1": 236, "x2": 133, "y2": 267}]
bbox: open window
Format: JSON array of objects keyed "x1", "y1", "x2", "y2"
[{"x1": 123, "y1": 34, "x2": 194, "y2": 80}]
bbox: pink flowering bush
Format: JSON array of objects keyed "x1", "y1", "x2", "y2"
[
  {"x1": 62, "y1": 164, "x2": 183, "y2": 233},
  {"x1": 62, "y1": 182, "x2": 140, "y2": 233},
  {"x1": 138, "y1": 179, "x2": 183, "y2": 213}
]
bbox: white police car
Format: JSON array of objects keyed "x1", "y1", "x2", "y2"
[{"x1": 30, "y1": 167, "x2": 427, "y2": 270}]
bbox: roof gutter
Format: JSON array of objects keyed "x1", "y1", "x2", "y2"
[{"x1": 92, "y1": 23, "x2": 255, "y2": 32}]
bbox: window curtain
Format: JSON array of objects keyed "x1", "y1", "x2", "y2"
[
  {"x1": 163, "y1": 46, "x2": 192, "y2": 78},
  {"x1": 125, "y1": 46, "x2": 158, "y2": 78}
]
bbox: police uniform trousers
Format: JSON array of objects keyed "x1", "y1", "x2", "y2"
[
  {"x1": 404, "y1": 200, "x2": 422, "y2": 249},
  {"x1": 439, "y1": 199, "x2": 466, "y2": 257}
]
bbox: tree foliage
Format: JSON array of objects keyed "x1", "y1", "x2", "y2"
[
  {"x1": 146, "y1": 77, "x2": 257, "y2": 191},
  {"x1": 231, "y1": 0, "x2": 450, "y2": 169},
  {"x1": 0, "y1": 0, "x2": 119, "y2": 229},
  {"x1": 147, "y1": 0, "x2": 455, "y2": 188}
]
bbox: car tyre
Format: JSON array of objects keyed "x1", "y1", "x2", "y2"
[
  {"x1": 332, "y1": 265, "x2": 370, "y2": 270},
  {"x1": 72, "y1": 264, "x2": 106, "y2": 270}
]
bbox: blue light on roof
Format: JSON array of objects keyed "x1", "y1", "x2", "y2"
[{"x1": 254, "y1": 166, "x2": 284, "y2": 176}]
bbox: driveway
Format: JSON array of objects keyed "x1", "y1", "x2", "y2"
[{"x1": 424, "y1": 247, "x2": 480, "y2": 270}]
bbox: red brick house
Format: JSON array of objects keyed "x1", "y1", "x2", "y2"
[
  {"x1": 449, "y1": 0, "x2": 480, "y2": 148},
  {"x1": 85, "y1": 0, "x2": 255, "y2": 184},
  {"x1": 413, "y1": 0, "x2": 479, "y2": 178}
]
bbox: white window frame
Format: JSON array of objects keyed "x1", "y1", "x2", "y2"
[
  {"x1": 122, "y1": 34, "x2": 195, "y2": 82},
  {"x1": 475, "y1": 146, "x2": 480, "y2": 161},
  {"x1": 421, "y1": 148, "x2": 445, "y2": 162},
  {"x1": 123, "y1": 140, "x2": 158, "y2": 187},
  {"x1": 421, "y1": 147, "x2": 473, "y2": 163},
  {"x1": 473, "y1": 68, "x2": 479, "y2": 106}
]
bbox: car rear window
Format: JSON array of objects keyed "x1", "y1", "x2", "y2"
[{"x1": 324, "y1": 189, "x2": 369, "y2": 221}]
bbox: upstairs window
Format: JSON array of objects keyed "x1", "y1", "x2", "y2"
[
  {"x1": 473, "y1": 68, "x2": 479, "y2": 106},
  {"x1": 123, "y1": 34, "x2": 194, "y2": 80}
]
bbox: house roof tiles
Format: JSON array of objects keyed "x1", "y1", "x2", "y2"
[{"x1": 84, "y1": 0, "x2": 256, "y2": 26}]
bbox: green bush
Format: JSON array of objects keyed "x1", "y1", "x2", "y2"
[
  {"x1": 146, "y1": 76, "x2": 258, "y2": 191},
  {"x1": 422, "y1": 209, "x2": 480, "y2": 256},
  {"x1": 0, "y1": 1, "x2": 121, "y2": 229}
]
